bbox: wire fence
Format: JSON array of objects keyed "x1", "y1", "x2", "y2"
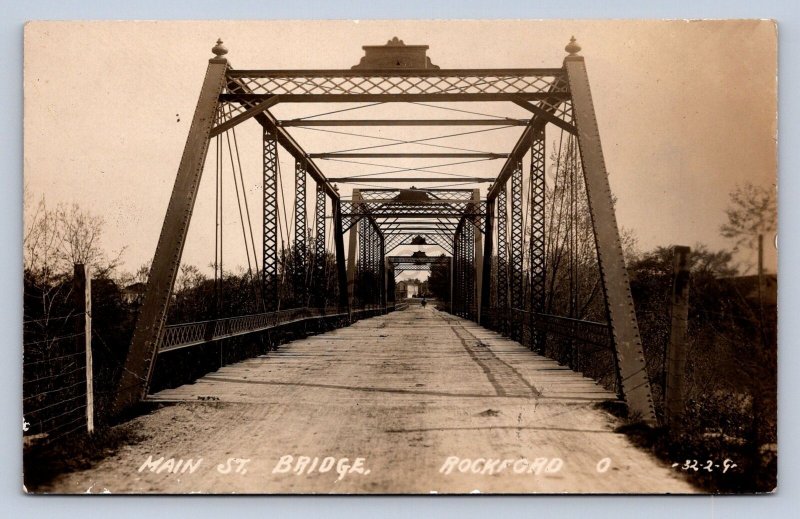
[
  {"x1": 22, "y1": 267, "x2": 92, "y2": 443},
  {"x1": 23, "y1": 308, "x2": 91, "y2": 445}
]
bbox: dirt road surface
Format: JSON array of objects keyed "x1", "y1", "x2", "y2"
[{"x1": 41, "y1": 305, "x2": 696, "y2": 494}]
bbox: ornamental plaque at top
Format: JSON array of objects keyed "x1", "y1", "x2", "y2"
[{"x1": 351, "y1": 37, "x2": 440, "y2": 70}]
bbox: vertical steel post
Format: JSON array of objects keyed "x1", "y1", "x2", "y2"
[
  {"x1": 366, "y1": 222, "x2": 373, "y2": 305},
  {"x1": 372, "y1": 225, "x2": 377, "y2": 306},
  {"x1": 530, "y1": 129, "x2": 547, "y2": 352},
  {"x1": 449, "y1": 233, "x2": 455, "y2": 313},
  {"x1": 114, "y1": 50, "x2": 228, "y2": 413},
  {"x1": 453, "y1": 226, "x2": 461, "y2": 315},
  {"x1": 459, "y1": 224, "x2": 466, "y2": 317},
  {"x1": 262, "y1": 127, "x2": 279, "y2": 311},
  {"x1": 358, "y1": 217, "x2": 367, "y2": 306},
  {"x1": 387, "y1": 259, "x2": 395, "y2": 305},
  {"x1": 480, "y1": 198, "x2": 495, "y2": 326},
  {"x1": 464, "y1": 218, "x2": 475, "y2": 319},
  {"x1": 472, "y1": 190, "x2": 483, "y2": 323},
  {"x1": 565, "y1": 50, "x2": 657, "y2": 424},
  {"x1": 379, "y1": 227, "x2": 387, "y2": 310},
  {"x1": 347, "y1": 190, "x2": 361, "y2": 308},
  {"x1": 294, "y1": 160, "x2": 307, "y2": 307},
  {"x1": 333, "y1": 197, "x2": 350, "y2": 312},
  {"x1": 314, "y1": 182, "x2": 327, "y2": 308},
  {"x1": 510, "y1": 159, "x2": 524, "y2": 337},
  {"x1": 460, "y1": 227, "x2": 466, "y2": 317},
  {"x1": 666, "y1": 245, "x2": 690, "y2": 427},
  {"x1": 497, "y1": 186, "x2": 509, "y2": 331}
]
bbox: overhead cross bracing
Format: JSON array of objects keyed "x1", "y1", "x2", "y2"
[{"x1": 114, "y1": 36, "x2": 658, "y2": 427}]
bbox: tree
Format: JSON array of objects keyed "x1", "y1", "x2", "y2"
[
  {"x1": 541, "y1": 136, "x2": 605, "y2": 323},
  {"x1": 720, "y1": 182, "x2": 777, "y2": 272},
  {"x1": 719, "y1": 182, "x2": 777, "y2": 485},
  {"x1": 118, "y1": 261, "x2": 150, "y2": 288},
  {"x1": 24, "y1": 196, "x2": 123, "y2": 283},
  {"x1": 24, "y1": 196, "x2": 123, "y2": 326},
  {"x1": 627, "y1": 243, "x2": 776, "y2": 490},
  {"x1": 427, "y1": 254, "x2": 451, "y2": 302}
]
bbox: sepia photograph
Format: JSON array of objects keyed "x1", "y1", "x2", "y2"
[{"x1": 22, "y1": 19, "x2": 777, "y2": 494}]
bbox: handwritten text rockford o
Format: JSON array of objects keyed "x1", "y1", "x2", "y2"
[{"x1": 439, "y1": 456, "x2": 563, "y2": 475}]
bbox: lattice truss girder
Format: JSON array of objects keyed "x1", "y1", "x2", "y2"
[
  {"x1": 509, "y1": 160, "x2": 524, "y2": 311},
  {"x1": 388, "y1": 256, "x2": 452, "y2": 266},
  {"x1": 357, "y1": 216, "x2": 385, "y2": 306},
  {"x1": 383, "y1": 232, "x2": 454, "y2": 254},
  {"x1": 393, "y1": 265, "x2": 438, "y2": 273},
  {"x1": 452, "y1": 218, "x2": 476, "y2": 318},
  {"x1": 294, "y1": 160, "x2": 307, "y2": 304},
  {"x1": 341, "y1": 201, "x2": 486, "y2": 234},
  {"x1": 262, "y1": 128, "x2": 279, "y2": 310},
  {"x1": 223, "y1": 69, "x2": 567, "y2": 97},
  {"x1": 529, "y1": 129, "x2": 547, "y2": 350},
  {"x1": 313, "y1": 182, "x2": 327, "y2": 305},
  {"x1": 453, "y1": 231, "x2": 461, "y2": 315},
  {"x1": 496, "y1": 186, "x2": 509, "y2": 313},
  {"x1": 360, "y1": 189, "x2": 475, "y2": 201},
  {"x1": 358, "y1": 217, "x2": 367, "y2": 283},
  {"x1": 387, "y1": 254, "x2": 451, "y2": 273},
  {"x1": 465, "y1": 219, "x2": 476, "y2": 317},
  {"x1": 378, "y1": 232, "x2": 386, "y2": 305}
]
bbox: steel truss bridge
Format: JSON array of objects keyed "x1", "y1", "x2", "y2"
[{"x1": 114, "y1": 37, "x2": 657, "y2": 425}]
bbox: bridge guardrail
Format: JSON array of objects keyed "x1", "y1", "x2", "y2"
[
  {"x1": 159, "y1": 304, "x2": 391, "y2": 353},
  {"x1": 508, "y1": 308, "x2": 612, "y2": 349}
]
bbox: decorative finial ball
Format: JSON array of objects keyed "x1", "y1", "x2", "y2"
[
  {"x1": 565, "y1": 36, "x2": 581, "y2": 56},
  {"x1": 212, "y1": 38, "x2": 228, "y2": 58},
  {"x1": 333, "y1": 184, "x2": 339, "y2": 192}
]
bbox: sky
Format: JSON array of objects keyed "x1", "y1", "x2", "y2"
[{"x1": 23, "y1": 19, "x2": 777, "y2": 280}]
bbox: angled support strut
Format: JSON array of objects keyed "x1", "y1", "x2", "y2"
[{"x1": 114, "y1": 56, "x2": 228, "y2": 413}]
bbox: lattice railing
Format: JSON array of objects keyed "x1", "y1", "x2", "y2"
[
  {"x1": 509, "y1": 308, "x2": 612, "y2": 348},
  {"x1": 159, "y1": 305, "x2": 388, "y2": 353}
]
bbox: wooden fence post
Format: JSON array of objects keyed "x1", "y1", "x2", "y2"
[
  {"x1": 665, "y1": 246, "x2": 690, "y2": 427},
  {"x1": 73, "y1": 264, "x2": 94, "y2": 433}
]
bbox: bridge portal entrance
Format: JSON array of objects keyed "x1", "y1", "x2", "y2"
[{"x1": 114, "y1": 37, "x2": 657, "y2": 425}]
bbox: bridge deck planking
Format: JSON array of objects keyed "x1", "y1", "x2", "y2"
[{"x1": 44, "y1": 306, "x2": 695, "y2": 494}]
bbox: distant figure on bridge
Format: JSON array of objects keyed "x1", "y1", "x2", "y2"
[{"x1": 421, "y1": 297, "x2": 427, "y2": 308}]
